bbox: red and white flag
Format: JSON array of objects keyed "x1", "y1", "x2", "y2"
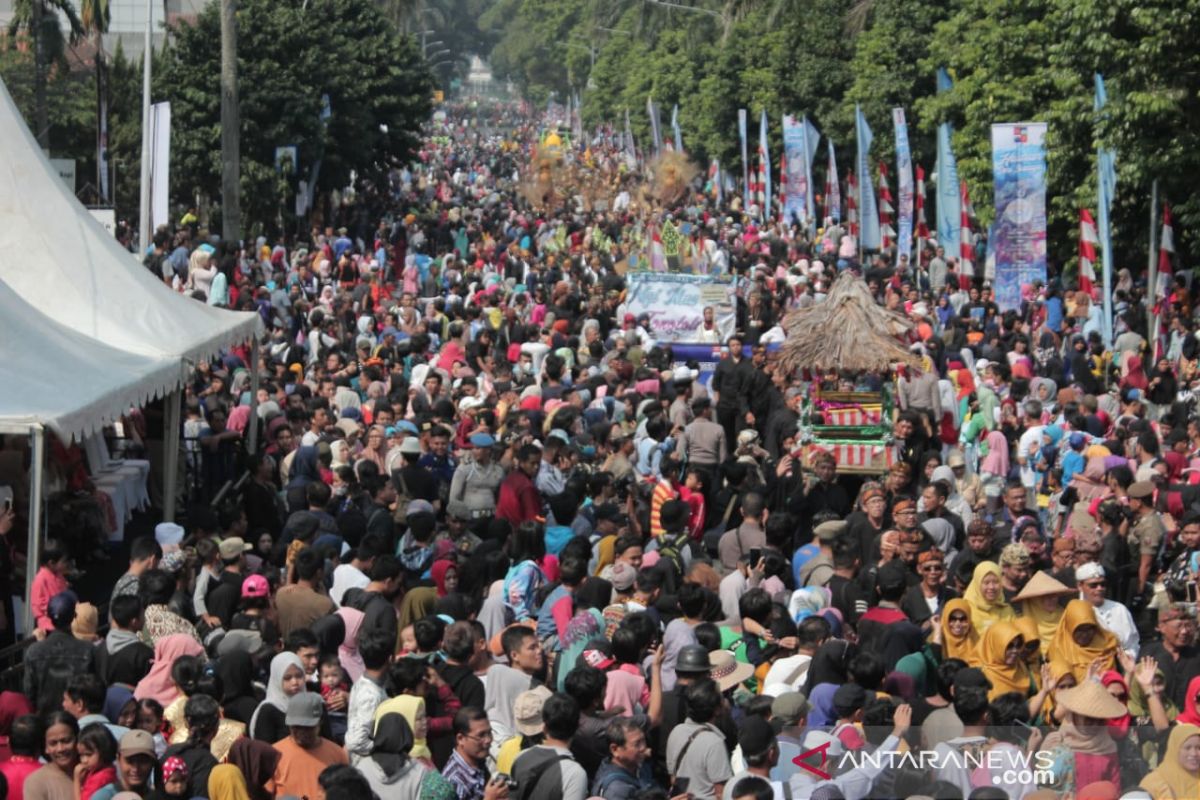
[
  {"x1": 1078, "y1": 209, "x2": 1098, "y2": 293},
  {"x1": 878, "y1": 162, "x2": 895, "y2": 251},
  {"x1": 847, "y1": 170, "x2": 859, "y2": 237},
  {"x1": 959, "y1": 181, "x2": 974, "y2": 280},
  {"x1": 915, "y1": 164, "x2": 929, "y2": 242},
  {"x1": 1158, "y1": 204, "x2": 1175, "y2": 301}
]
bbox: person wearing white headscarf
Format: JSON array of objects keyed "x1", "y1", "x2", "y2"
[
  {"x1": 922, "y1": 465, "x2": 974, "y2": 528},
  {"x1": 248, "y1": 652, "x2": 306, "y2": 743}
]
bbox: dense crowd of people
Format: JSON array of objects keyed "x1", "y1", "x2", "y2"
[{"x1": 7, "y1": 100, "x2": 1200, "y2": 800}]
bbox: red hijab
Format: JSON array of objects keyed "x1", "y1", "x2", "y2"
[
  {"x1": 1177, "y1": 674, "x2": 1200, "y2": 726},
  {"x1": 430, "y1": 559, "x2": 457, "y2": 597},
  {"x1": 1100, "y1": 670, "x2": 1131, "y2": 740}
]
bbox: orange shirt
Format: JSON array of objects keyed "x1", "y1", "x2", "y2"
[{"x1": 272, "y1": 736, "x2": 348, "y2": 800}]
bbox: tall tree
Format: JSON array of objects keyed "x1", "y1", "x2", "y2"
[{"x1": 6, "y1": 0, "x2": 84, "y2": 148}]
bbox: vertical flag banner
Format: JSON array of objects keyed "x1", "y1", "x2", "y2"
[
  {"x1": 847, "y1": 170, "x2": 858, "y2": 236},
  {"x1": 893, "y1": 108, "x2": 914, "y2": 265},
  {"x1": 915, "y1": 165, "x2": 929, "y2": 245},
  {"x1": 647, "y1": 96, "x2": 662, "y2": 155},
  {"x1": 803, "y1": 117, "x2": 820, "y2": 236},
  {"x1": 935, "y1": 66, "x2": 960, "y2": 262},
  {"x1": 709, "y1": 159, "x2": 722, "y2": 203},
  {"x1": 991, "y1": 122, "x2": 1048, "y2": 311},
  {"x1": 1095, "y1": 73, "x2": 1117, "y2": 345},
  {"x1": 878, "y1": 162, "x2": 895, "y2": 251},
  {"x1": 960, "y1": 181, "x2": 974, "y2": 280},
  {"x1": 739, "y1": 109, "x2": 750, "y2": 211},
  {"x1": 855, "y1": 105, "x2": 880, "y2": 250},
  {"x1": 624, "y1": 107, "x2": 637, "y2": 168},
  {"x1": 671, "y1": 104, "x2": 683, "y2": 152},
  {"x1": 1158, "y1": 204, "x2": 1174, "y2": 302},
  {"x1": 782, "y1": 115, "x2": 809, "y2": 226},
  {"x1": 97, "y1": 60, "x2": 110, "y2": 203},
  {"x1": 826, "y1": 141, "x2": 841, "y2": 223},
  {"x1": 149, "y1": 101, "x2": 171, "y2": 232},
  {"x1": 759, "y1": 110, "x2": 772, "y2": 218},
  {"x1": 1078, "y1": 209, "x2": 1097, "y2": 294}
]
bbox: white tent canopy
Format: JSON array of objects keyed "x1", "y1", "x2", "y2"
[
  {"x1": 0, "y1": 79, "x2": 262, "y2": 386},
  {"x1": 0, "y1": 275, "x2": 182, "y2": 442}
]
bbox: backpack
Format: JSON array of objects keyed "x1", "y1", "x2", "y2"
[{"x1": 511, "y1": 748, "x2": 573, "y2": 800}]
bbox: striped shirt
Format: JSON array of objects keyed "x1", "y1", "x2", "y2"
[{"x1": 443, "y1": 749, "x2": 487, "y2": 800}]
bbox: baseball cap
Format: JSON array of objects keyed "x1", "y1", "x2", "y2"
[
  {"x1": 514, "y1": 686, "x2": 553, "y2": 736},
  {"x1": 119, "y1": 729, "x2": 157, "y2": 758},
  {"x1": 770, "y1": 692, "x2": 811, "y2": 725},
  {"x1": 241, "y1": 574, "x2": 269, "y2": 599},
  {"x1": 48, "y1": 591, "x2": 78, "y2": 628},
  {"x1": 1128, "y1": 481, "x2": 1155, "y2": 499},
  {"x1": 218, "y1": 537, "x2": 252, "y2": 560},
  {"x1": 800, "y1": 729, "x2": 845, "y2": 759},
  {"x1": 582, "y1": 649, "x2": 615, "y2": 670},
  {"x1": 284, "y1": 692, "x2": 324, "y2": 727},
  {"x1": 737, "y1": 716, "x2": 776, "y2": 758},
  {"x1": 814, "y1": 520, "x2": 847, "y2": 542},
  {"x1": 469, "y1": 433, "x2": 496, "y2": 448}
]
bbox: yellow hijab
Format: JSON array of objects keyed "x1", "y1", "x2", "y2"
[
  {"x1": 963, "y1": 561, "x2": 1015, "y2": 636},
  {"x1": 940, "y1": 598, "x2": 981, "y2": 664},
  {"x1": 1139, "y1": 723, "x2": 1200, "y2": 800},
  {"x1": 1021, "y1": 598, "x2": 1064, "y2": 656},
  {"x1": 208, "y1": 765, "x2": 251, "y2": 800},
  {"x1": 1012, "y1": 615, "x2": 1042, "y2": 668},
  {"x1": 1049, "y1": 599, "x2": 1118, "y2": 681},
  {"x1": 978, "y1": 621, "x2": 1034, "y2": 701},
  {"x1": 375, "y1": 694, "x2": 432, "y2": 759}
]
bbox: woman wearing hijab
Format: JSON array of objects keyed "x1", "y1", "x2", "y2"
[
  {"x1": 1042, "y1": 682, "x2": 1126, "y2": 794},
  {"x1": 1139, "y1": 723, "x2": 1200, "y2": 799},
  {"x1": 134, "y1": 635, "x2": 206, "y2": 707},
  {"x1": 430, "y1": 560, "x2": 458, "y2": 597},
  {"x1": 357, "y1": 713, "x2": 455, "y2": 800},
  {"x1": 248, "y1": 652, "x2": 306, "y2": 743},
  {"x1": 977, "y1": 622, "x2": 1036, "y2": 703},
  {"x1": 207, "y1": 765, "x2": 250, "y2": 800},
  {"x1": 336, "y1": 607, "x2": 366, "y2": 683},
  {"x1": 555, "y1": 578, "x2": 611, "y2": 691},
  {"x1": 979, "y1": 430, "x2": 1010, "y2": 508},
  {"x1": 359, "y1": 426, "x2": 390, "y2": 474},
  {"x1": 285, "y1": 447, "x2": 322, "y2": 513},
  {"x1": 805, "y1": 683, "x2": 840, "y2": 727},
  {"x1": 217, "y1": 650, "x2": 261, "y2": 725},
  {"x1": 962, "y1": 562, "x2": 1015, "y2": 636},
  {"x1": 1050, "y1": 599, "x2": 1118, "y2": 682},
  {"x1": 226, "y1": 738, "x2": 280, "y2": 800},
  {"x1": 373, "y1": 695, "x2": 433, "y2": 765},
  {"x1": 1011, "y1": 571, "x2": 1075, "y2": 656},
  {"x1": 938, "y1": 598, "x2": 981, "y2": 664},
  {"x1": 310, "y1": 614, "x2": 346, "y2": 660},
  {"x1": 801, "y1": 639, "x2": 857, "y2": 695}
]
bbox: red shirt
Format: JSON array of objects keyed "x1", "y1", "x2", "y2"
[
  {"x1": 1, "y1": 755, "x2": 42, "y2": 800},
  {"x1": 496, "y1": 470, "x2": 541, "y2": 527}
]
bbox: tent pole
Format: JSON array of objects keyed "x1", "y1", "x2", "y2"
[
  {"x1": 24, "y1": 425, "x2": 45, "y2": 636},
  {"x1": 163, "y1": 390, "x2": 181, "y2": 522},
  {"x1": 247, "y1": 338, "x2": 260, "y2": 455}
]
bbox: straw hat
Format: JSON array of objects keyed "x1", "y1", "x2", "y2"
[
  {"x1": 709, "y1": 649, "x2": 755, "y2": 692},
  {"x1": 1011, "y1": 571, "x2": 1076, "y2": 603},
  {"x1": 1055, "y1": 681, "x2": 1129, "y2": 719}
]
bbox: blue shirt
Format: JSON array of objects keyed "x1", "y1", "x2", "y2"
[{"x1": 792, "y1": 543, "x2": 821, "y2": 586}]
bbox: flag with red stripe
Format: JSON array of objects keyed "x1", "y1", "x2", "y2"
[
  {"x1": 1159, "y1": 204, "x2": 1175, "y2": 300},
  {"x1": 959, "y1": 181, "x2": 974, "y2": 280},
  {"x1": 847, "y1": 170, "x2": 859, "y2": 237},
  {"x1": 878, "y1": 162, "x2": 895, "y2": 251},
  {"x1": 1079, "y1": 209, "x2": 1097, "y2": 294},
  {"x1": 915, "y1": 164, "x2": 929, "y2": 241}
]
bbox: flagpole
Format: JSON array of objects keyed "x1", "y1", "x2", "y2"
[
  {"x1": 1147, "y1": 179, "x2": 1159, "y2": 350},
  {"x1": 138, "y1": 0, "x2": 152, "y2": 255}
]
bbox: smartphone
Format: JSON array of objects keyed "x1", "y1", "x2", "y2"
[
  {"x1": 670, "y1": 777, "x2": 690, "y2": 796},
  {"x1": 749, "y1": 547, "x2": 762, "y2": 566}
]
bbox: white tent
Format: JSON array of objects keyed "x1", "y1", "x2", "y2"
[
  {"x1": 0, "y1": 274, "x2": 181, "y2": 442},
  {"x1": 0, "y1": 79, "x2": 262, "y2": 367}
]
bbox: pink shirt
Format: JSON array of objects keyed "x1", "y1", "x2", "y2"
[
  {"x1": 30, "y1": 567, "x2": 67, "y2": 632},
  {"x1": 604, "y1": 664, "x2": 649, "y2": 717}
]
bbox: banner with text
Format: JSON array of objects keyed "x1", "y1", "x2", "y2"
[
  {"x1": 782, "y1": 115, "x2": 810, "y2": 226},
  {"x1": 893, "y1": 108, "x2": 913, "y2": 264},
  {"x1": 991, "y1": 122, "x2": 1048, "y2": 311},
  {"x1": 625, "y1": 273, "x2": 737, "y2": 343}
]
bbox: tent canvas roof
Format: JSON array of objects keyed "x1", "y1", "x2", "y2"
[
  {"x1": 0, "y1": 274, "x2": 182, "y2": 441},
  {"x1": 0, "y1": 78, "x2": 261, "y2": 369}
]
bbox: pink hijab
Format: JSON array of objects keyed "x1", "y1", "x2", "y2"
[
  {"x1": 980, "y1": 430, "x2": 1010, "y2": 477},
  {"x1": 336, "y1": 607, "x2": 366, "y2": 683},
  {"x1": 134, "y1": 634, "x2": 206, "y2": 706}
]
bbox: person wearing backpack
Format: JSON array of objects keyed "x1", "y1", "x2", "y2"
[
  {"x1": 592, "y1": 717, "x2": 656, "y2": 800},
  {"x1": 510, "y1": 693, "x2": 587, "y2": 800}
]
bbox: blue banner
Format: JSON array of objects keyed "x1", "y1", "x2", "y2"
[
  {"x1": 893, "y1": 108, "x2": 913, "y2": 265},
  {"x1": 760, "y1": 110, "x2": 772, "y2": 218},
  {"x1": 1096, "y1": 73, "x2": 1117, "y2": 346},
  {"x1": 856, "y1": 105, "x2": 880, "y2": 250},
  {"x1": 991, "y1": 122, "x2": 1048, "y2": 311},
  {"x1": 782, "y1": 115, "x2": 809, "y2": 226},
  {"x1": 739, "y1": 109, "x2": 750, "y2": 212},
  {"x1": 803, "y1": 117, "x2": 820, "y2": 237},
  {"x1": 936, "y1": 124, "x2": 961, "y2": 259}
]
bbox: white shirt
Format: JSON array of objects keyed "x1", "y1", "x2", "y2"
[
  {"x1": 1016, "y1": 426, "x2": 1043, "y2": 488},
  {"x1": 1091, "y1": 597, "x2": 1140, "y2": 659},
  {"x1": 330, "y1": 563, "x2": 369, "y2": 607},
  {"x1": 762, "y1": 654, "x2": 812, "y2": 694}
]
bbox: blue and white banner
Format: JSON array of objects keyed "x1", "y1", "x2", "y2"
[
  {"x1": 991, "y1": 122, "x2": 1048, "y2": 311},
  {"x1": 893, "y1": 108, "x2": 914, "y2": 264},
  {"x1": 936, "y1": 124, "x2": 960, "y2": 258},
  {"x1": 803, "y1": 117, "x2": 820, "y2": 236},
  {"x1": 782, "y1": 115, "x2": 810, "y2": 226},
  {"x1": 855, "y1": 105, "x2": 880, "y2": 250},
  {"x1": 1096, "y1": 73, "x2": 1117, "y2": 346},
  {"x1": 739, "y1": 108, "x2": 750, "y2": 211},
  {"x1": 671, "y1": 103, "x2": 683, "y2": 152},
  {"x1": 826, "y1": 140, "x2": 841, "y2": 223},
  {"x1": 625, "y1": 273, "x2": 737, "y2": 343}
]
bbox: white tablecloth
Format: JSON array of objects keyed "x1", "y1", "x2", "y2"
[{"x1": 91, "y1": 460, "x2": 150, "y2": 542}]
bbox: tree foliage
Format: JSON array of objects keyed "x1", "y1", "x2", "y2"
[{"x1": 147, "y1": 0, "x2": 432, "y2": 230}]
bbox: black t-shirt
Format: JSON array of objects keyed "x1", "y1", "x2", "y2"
[
  {"x1": 206, "y1": 570, "x2": 245, "y2": 629},
  {"x1": 827, "y1": 574, "x2": 869, "y2": 627}
]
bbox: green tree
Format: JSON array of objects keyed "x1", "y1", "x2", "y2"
[
  {"x1": 6, "y1": 0, "x2": 84, "y2": 147},
  {"x1": 150, "y1": 0, "x2": 432, "y2": 232}
]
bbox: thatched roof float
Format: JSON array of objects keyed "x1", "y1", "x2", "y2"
[{"x1": 776, "y1": 272, "x2": 921, "y2": 375}]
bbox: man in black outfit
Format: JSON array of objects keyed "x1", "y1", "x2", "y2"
[
  {"x1": 24, "y1": 591, "x2": 95, "y2": 715},
  {"x1": 711, "y1": 334, "x2": 754, "y2": 447}
]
